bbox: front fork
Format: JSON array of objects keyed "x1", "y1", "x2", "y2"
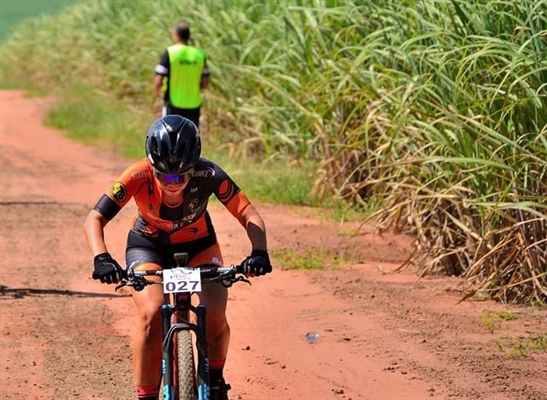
[{"x1": 161, "y1": 302, "x2": 210, "y2": 400}]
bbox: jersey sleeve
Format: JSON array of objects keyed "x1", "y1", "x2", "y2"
[
  {"x1": 209, "y1": 162, "x2": 252, "y2": 219},
  {"x1": 155, "y1": 50, "x2": 169, "y2": 76},
  {"x1": 93, "y1": 160, "x2": 148, "y2": 221},
  {"x1": 224, "y1": 191, "x2": 253, "y2": 220}
]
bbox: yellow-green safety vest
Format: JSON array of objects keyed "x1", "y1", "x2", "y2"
[{"x1": 167, "y1": 44, "x2": 206, "y2": 108}]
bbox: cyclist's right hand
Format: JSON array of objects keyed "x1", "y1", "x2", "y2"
[{"x1": 92, "y1": 252, "x2": 124, "y2": 284}]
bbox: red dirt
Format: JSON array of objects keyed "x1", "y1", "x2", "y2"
[{"x1": 1, "y1": 90, "x2": 546, "y2": 400}]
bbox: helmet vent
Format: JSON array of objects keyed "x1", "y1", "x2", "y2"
[{"x1": 145, "y1": 116, "x2": 201, "y2": 174}]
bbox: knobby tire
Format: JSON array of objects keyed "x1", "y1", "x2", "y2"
[{"x1": 176, "y1": 329, "x2": 197, "y2": 400}]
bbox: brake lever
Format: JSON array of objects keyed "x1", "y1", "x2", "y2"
[
  {"x1": 219, "y1": 276, "x2": 251, "y2": 288},
  {"x1": 238, "y1": 276, "x2": 251, "y2": 285},
  {"x1": 234, "y1": 276, "x2": 251, "y2": 285},
  {"x1": 115, "y1": 278, "x2": 149, "y2": 292}
]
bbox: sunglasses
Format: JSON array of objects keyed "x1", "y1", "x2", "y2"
[{"x1": 154, "y1": 169, "x2": 193, "y2": 185}]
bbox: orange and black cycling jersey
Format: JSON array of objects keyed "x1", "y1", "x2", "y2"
[{"x1": 93, "y1": 158, "x2": 252, "y2": 244}]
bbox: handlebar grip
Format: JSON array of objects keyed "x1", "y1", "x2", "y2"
[{"x1": 236, "y1": 263, "x2": 248, "y2": 275}]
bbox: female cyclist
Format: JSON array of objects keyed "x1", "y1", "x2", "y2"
[{"x1": 83, "y1": 115, "x2": 272, "y2": 400}]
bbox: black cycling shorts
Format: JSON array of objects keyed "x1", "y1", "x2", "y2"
[{"x1": 125, "y1": 229, "x2": 217, "y2": 270}]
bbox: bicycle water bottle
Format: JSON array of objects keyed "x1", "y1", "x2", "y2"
[{"x1": 305, "y1": 331, "x2": 319, "y2": 344}]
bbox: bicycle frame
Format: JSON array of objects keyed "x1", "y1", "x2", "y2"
[
  {"x1": 116, "y1": 253, "x2": 249, "y2": 400},
  {"x1": 161, "y1": 291, "x2": 209, "y2": 400}
]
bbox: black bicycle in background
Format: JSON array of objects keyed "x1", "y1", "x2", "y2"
[{"x1": 116, "y1": 252, "x2": 250, "y2": 400}]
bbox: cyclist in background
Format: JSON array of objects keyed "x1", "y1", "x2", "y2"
[
  {"x1": 154, "y1": 21, "x2": 210, "y2": 129},
  {"x1": 83, "y1": 115, "x2": 272, "y2": 400}
]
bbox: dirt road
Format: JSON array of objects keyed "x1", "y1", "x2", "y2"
[{"x1": 1, "y1": 90, "x2": 546, "y2": 400}]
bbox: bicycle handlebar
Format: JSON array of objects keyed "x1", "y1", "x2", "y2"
[{"x1": 115, "y1": 264, "x2": 250, "y2": 292}]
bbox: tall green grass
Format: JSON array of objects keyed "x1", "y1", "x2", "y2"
[
  {"x1": 1, "y1": 0, "x2": 545, "y2": 303},
  {"x1": 0, "y1": 0, "x2": 80, "y2": 42}
]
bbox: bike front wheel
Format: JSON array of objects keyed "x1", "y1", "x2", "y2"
[{"x1": 176, "y1": 329, "x2": 197, "y2": 400}]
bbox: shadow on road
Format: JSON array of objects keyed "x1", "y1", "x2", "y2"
[{"x1": 0, "y1": 285, "x2": 129, "y2": 299}]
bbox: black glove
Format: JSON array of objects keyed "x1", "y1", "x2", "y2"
[
  {"x1": 92, "y1": 252, "x2": 124, "y2": 284},
  {"x1": 242, "y1": 249, "x2": 272, "y2": 276}
]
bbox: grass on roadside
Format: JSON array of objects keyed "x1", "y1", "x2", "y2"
[
  {"x1": 42, "y1": 94, "x2": 353, "y2": 213},
  {"x1": 494, "y1": 333, "x2": 547, "y2": 357},
  {"x1": 207, "y1": 152, "x2": 319, "y2": 206},
  {"x1": 481, "y1": 310, "x2": 516, "y2": 333},
  {"x1": 43, "y1": 94, "x2": 150, "y2": 159},
  {"x1": 272, "y1": 247, "x2": 358, "y2": 270},
  {"x1": 481, "y1": 309, "x2": 547, "y2": 357},
  {"x1": 272, "y1": 248, "x2": 330, "y2": 270}
]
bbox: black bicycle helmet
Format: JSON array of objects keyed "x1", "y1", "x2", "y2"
[{"x1": 145, "y1": 115, "x2": 201, "y2": 174}]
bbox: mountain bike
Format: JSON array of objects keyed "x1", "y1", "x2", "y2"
[{"x1": 116, "y1": 252, "x2": 250, "y2": 400}]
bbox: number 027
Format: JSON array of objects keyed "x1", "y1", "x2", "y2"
[{"x1": 165, "y1": 280, "x2": 200, "y2": 292}]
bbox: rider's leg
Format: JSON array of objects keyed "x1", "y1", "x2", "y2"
[
  {"x1": 130, "y1": 261, "x2": 164, "y2": 399},
  {"x1": 199, "y1": 283, "x2": 231, "y2": 400},
  {"x1": 189, "y1": 245, "x2": 230, "y2": 378},
  {"x1": 199, "y1": 283, "x2": 229, "y2": 371}
]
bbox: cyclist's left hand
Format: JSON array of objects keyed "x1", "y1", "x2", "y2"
[{"x1": 242, "y1": 249, "x2": 272, "y2": 276}]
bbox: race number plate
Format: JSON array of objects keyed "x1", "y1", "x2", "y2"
[{"x1": 163, "y1": 267, "x2": 202, "y2": 293}]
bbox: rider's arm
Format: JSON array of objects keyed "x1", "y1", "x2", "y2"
[
  {"x1": 225, "y1": 191, "x2": 268, "y2": 252},
  {"x1": 83, "y1": 210, "x2": 110, "y2": 257},
  {"x1": 207, "y1": 160, "x2": 268, "y2": 252},
  {"x1": 226, "y1": 192, "x2": 272, "y2": 276},
  {"x1": 83, "y1": 159, "x2": 147, "y2": 257},
  {"x1": 239, "y1": 202, "x2": 268, "y2": 252}
]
